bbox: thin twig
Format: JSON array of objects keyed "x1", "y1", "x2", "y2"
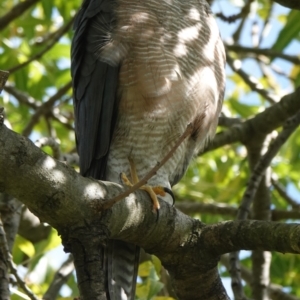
[
  {"x1": 258, "y1": 2, "x2": 273, "y2": 47},
  {"x1": 216, "y1": 0, "x2": 253, "y2": 24},
  {"x1": 0, "y1": 217, "x2": 40, "y2": 300},
  {"x1": 43, "y1": 255, "x2": 74, "y2": 300},
  {"x1": 221, "y1": 255, "x2": 300, "y2": 300},
  {"x1": 226, "y1": 45, "x2": 300, "y2": 65},
  {"x1": 8, "y1": 17, "x2": 74, "y2": 74},
  {"x1": 176, "y1": 200, "x2": 300, "y2": 221},
  {"x1": 232, "y1": 0, "x2": 254, "y2": 43},
  {"x1": 22, "y1": 81, "x2": 72, "y2": 137},
  {"x1": 226, "y1": 52, "x2": 279, "y2": 103},
  {"x1": 103, "y1": 123, "x2": 194, "y2": 210},
  {"x1": 4, "y1": 85, "x2": 39, "y2": 109},
  {"x1": 229, "y1": 251, "x2": 249, "y2": 300},
  {"x1": 0, "y1": 0, "x2": 39, "y2": 31},
  {"x1": 271, "y1": 177, "x2": 300, "y2": 209}
]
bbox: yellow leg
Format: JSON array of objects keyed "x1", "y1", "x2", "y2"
[
  {"x1": 120, "y1": 158, "x2": 166, "y2": 212},
  {"x1": 128, "y1": 157, "x2": 139, "y2": 184}
]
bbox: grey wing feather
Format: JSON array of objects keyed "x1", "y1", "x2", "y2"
[
  {"x1": 71, "y1": 2, "x2": 140, "y2": 300},
  {"x1": 71, "y1": 0, "x2": 119, "y2": 179}
]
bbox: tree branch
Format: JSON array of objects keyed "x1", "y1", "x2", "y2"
[
  {"x1": 204, "y1": 87, "x2": 300, "y2": 153},
  {"x1": 272, "y1": 177, "x2": 300, "y2": 209},
  {"x1": 4, "y1": 85, "x2": 39, "y2": 109},
  {"x1": 0, "y1": 71, "x2": 9, "y2": 94},
  {"x1": 1, "y1": 121, "x2": 300, "y2": 299},
  {"x1": 8, "y1": 18, "x2": 74, "y2": 74},
  {"x1": 226, "y1": 52, "x2": 279, "y2": 103},
  {"x1": 0, "y1": 0, "x2": 40, "y2": 31},
  {"x1": 22, "y1": 81, "x2": 72, "y2": 137},
  {"x1": 43, "y1": 255, "x2": 74, "y2": 300},
  {"x1": 0, "y1": 217, "x2": 39, "y2": 300},
  {"x1": 221, "y1": 255, "x2": 300, "y2": 300},
  {"x1": 238, "y1": 111, "x2": 300, "y2": 220},
  {"x1": 227, "y1": 45, "x2": 300, "y2": 65},
  {"x1": 246, "y1": 136, "x2": 272, "y2": 300},
  {"x1": 273, "y1": 0, "x2": 300, "y2": 10},
  {"x1": 176, "y1": 201, "x2": 300, "y2": 221}
]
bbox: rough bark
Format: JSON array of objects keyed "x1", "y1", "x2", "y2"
[{"x1": 1, "y1": 123, "x2": 300, "y2": 299}]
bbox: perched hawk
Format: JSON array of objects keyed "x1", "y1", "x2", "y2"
[{"x1": 71, "y1": 0, "x2": 225, "y2": 299}]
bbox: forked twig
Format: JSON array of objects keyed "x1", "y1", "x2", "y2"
[{"x1": 103, "y1": 123, "x2": 193, "y2": 210}]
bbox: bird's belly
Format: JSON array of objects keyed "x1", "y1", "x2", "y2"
[
  {"x1": 106, "y1": 90, "x2": 200, "y2": 188},
  {"x1": 107, "y1": 117, "x2": 186, "y2": 187}
]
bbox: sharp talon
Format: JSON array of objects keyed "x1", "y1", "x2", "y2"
[
  {"x1": 141, "y1": 185, "x2": 160, "y2": 211},
  {"x1": 163, "y1": 187, "x2": 175, "y2": 206},
  {"x1": 155, "y1": 207, "x2": 160, "y2": 222},
  {"x1": 119, "y1": 172, "x2": 123, "y2": 183}
]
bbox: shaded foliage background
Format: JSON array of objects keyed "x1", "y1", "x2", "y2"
[{"x1": 1, "y1": 0, "x2": 300, "y2": 299}]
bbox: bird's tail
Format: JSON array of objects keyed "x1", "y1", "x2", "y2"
[{"x1": 106, "y1": 240, "x2": 140, "y2": 300}]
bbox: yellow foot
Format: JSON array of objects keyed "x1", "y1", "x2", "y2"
[
  {"x1": 120, "y1": 157, "x2": 175, "y2": 213},
  {"x1": 121, "y1": 172, "x2": 162, "y2": 212}
]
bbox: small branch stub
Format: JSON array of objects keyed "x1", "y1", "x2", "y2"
[
  {"x1": 0, "y1": 107, "x2": 4, "y2": 126},
  {"x1": 0, "y1": 70, "x2": 9, "y2": 93}
]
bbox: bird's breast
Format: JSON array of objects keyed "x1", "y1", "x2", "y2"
[{"x1": 104, "y1": 0, "x2": 225, "y2": 187}]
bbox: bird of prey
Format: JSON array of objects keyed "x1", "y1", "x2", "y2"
[{"x1": 71, "y1": 0, "x2": 225, "y2": 299}]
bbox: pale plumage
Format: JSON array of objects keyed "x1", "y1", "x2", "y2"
[{"x1": 71, "y1": 0, "x2": 225, "y2": 299}]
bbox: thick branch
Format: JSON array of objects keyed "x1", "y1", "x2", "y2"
[
  {"x1": 246, "y1": 137, "x2": 272, "y2": 300},
  {"x1": 1, "y1": 125, "x2": 300, "y2": 299}
]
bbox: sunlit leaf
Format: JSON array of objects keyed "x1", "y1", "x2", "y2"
[
  {"x1": 272, "y1": 10, "x2": 300, "y2": 51},
  {"x1": 13, "y1": 235, "x2": 35, "y2": 259},
  {"x1": 139, "y1": 261, "x2": 154, "y2": 278},
  {"x1": 152, "y1": 255, "x2": 162, "y2": 276}
]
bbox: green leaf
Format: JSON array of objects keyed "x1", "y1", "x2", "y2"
[
  {"x1": 136, "y1": 279, "x2": 164, "y2": 300},
  {"x1": 152, "y1": 255, "x2": 162, "y2": 276},
  {"x1": 139, "y1": 261, "x2": 153, "y2": 278},
  {"x1": 13, "y1": 235, "x2": 35, "y2": 259},
  {"x1": 229, "y1": 98, "x2": 258, "y2": 118},
  {"x1": 147, "y1": 279, "x2": 164, "y2": 299},
  {"x1": 272, "y1": 10, "x2": 300, "y2": 52},
  {"x1": 41, "y1": 0, "x2": 53, "y2": 20}
]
